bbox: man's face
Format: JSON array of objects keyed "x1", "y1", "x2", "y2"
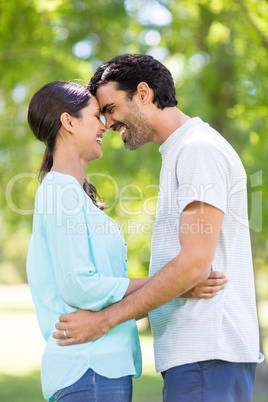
[{"x1": 96, "y1": 81, "x2": 157, "y2": 150}]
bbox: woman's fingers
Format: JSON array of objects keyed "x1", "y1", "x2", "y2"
[
  {"x1": 202, "y1": 278, "x2": 228, "y2": 287},
  {"x1": 199, "y1": 284, "x2": 227, "y2": 294},
  {"x1": 199, "y1": 270, "x2": 229, "y2": 289},
  {"x1": 208, "y1": 271, "x2": 226, "y2": 279}
]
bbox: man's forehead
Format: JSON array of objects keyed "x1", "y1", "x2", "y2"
[
  {"x1": 96, "y1": 81, "x2": 118, "y2": 101},
  {"x1": 96, "y1": 81, "x2": 124, "y2": 112}
]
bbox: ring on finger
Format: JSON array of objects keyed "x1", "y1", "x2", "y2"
[{"x1": 63, "y1": 330, "x2": 67, "y2": 339}]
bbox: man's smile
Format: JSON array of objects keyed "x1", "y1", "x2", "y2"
[
  {"x1": 113, "y1": 123, "x2": 128, "y2": 141},
  {"x1": 118, "y1": 125, "x2": 127, "y2": 139}
]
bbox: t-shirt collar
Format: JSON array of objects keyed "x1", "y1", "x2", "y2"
[{"x1": 159, "y1": 117, "x2": 202, "y2": 156}]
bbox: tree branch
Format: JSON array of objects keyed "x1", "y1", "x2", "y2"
[{"x1": 237, "y1": 0, "x2": 268, "y2": 51}]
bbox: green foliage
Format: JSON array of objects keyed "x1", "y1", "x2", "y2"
[{"x1": 1, "y1": 0, "x2": 267, "y2": 288}]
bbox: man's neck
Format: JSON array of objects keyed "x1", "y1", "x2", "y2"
[{"x1": 151, "y1": 107, "x2": 191, "y2": 145}]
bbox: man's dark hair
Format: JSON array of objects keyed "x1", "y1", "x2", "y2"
[{"x1": 88, "y1": 54, "x2": 178, "y2": 110}]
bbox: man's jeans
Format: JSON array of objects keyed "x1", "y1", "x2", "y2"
[
  {"x1": 53, "y1": 368, "x2": 132, "y2": 402},
  {"x1": 161, "y1": 360, "x2": 257, "y2": 402}
]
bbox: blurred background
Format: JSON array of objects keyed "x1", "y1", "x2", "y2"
[{"x1": 0, "y1": 0, "x2": 267, "y2": 400}]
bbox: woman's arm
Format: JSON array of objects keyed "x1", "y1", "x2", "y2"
[
  {"x1": 181, "y1": 270, "x2": 228, "y2": 298},
  {"x1": 44, "y1": 181, "x2": 130, "y2": 311},
  {"x1": 125, "y1": 271, "x2": 227, "y2": 299},
  {"x1": 63, "y1": 271, "x2": 227, "y2": 311},
  {"x1": 124, "y1": 278, "x2": 150, "y2": 297}
]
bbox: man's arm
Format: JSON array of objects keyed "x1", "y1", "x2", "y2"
[{"x1": 53, "y1": 201, "x2": 224, "y2": 345}]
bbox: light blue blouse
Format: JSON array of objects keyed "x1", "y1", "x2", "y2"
[{"x1": 26, "y1": 172, "x2": 142, "y2": 401}]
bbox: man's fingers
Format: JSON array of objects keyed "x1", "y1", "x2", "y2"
[
  {"x1": 52, "y1": 330, "x2": 67, "y2": 339},
  {"x1": 56, "y1": 338, "x2": 76, "y2": 346},
  {"x1": 59, "y1": 313, "x2": 71, "y2": 322},
  {"x1": 55, "y1": 322, "x2": 68, "y2": 331},
  {"x1": 52, "y1": 329, "x2": 89, "y2": 345}
]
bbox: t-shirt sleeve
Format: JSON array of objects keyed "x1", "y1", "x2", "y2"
[
  {"x1": 176, "y1": 140, "x2": 233, "y2": 214},
  {"x1": 43, "y1": 184, "x2": 129, "y2": 311}
]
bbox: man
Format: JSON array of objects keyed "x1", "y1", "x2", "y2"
[{"x1": 53, "y1": 54, "x2": 263, "y2": 401}]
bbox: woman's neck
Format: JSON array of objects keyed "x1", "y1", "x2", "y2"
[{"x1": 51, "y1": 153, "x2": 87, "y2": 187}]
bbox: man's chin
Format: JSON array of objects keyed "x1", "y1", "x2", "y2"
[
  {"x1": 124, "y1": 141, "x2": 141, "y2": 151},
  {"x1": 123, "y1": 132, "x2": 146, "y2": 150}
]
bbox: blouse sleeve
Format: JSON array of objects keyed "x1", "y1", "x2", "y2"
[{"x1": 43, "y1": 182, "x2": 129, "y2": 311}]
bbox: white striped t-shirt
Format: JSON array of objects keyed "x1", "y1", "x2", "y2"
[{"x1": 148, "y1": 117, "x2": 264, "y2": 373}]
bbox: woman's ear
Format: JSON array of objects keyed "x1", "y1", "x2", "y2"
[{"x1": 60, "y1": 112, "x2": 75, "y2": 133}]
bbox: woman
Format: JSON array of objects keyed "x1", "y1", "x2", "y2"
[{"x1": 27, "y1": 81, "x2": 226, "y2": 402}]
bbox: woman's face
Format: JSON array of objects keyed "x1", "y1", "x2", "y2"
[{"x1": 72, "y1": 96, "x2": 106, "y2": 162}]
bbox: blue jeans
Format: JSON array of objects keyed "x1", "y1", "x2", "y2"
[
  {"x1": 161, "y1": 360, "x2": 257, "y2": 402},
  {"x1": 54, "y1": 368, "x2": 132, "y2": 402}
]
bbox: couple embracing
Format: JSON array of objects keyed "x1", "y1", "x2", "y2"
[{"x1": 27, "y1": 54, "x2": 263, "y2": 402}]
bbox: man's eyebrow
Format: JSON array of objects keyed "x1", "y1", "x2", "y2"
[{"x1": 101, "y1": 103, "x2": 114, "y2": 114}]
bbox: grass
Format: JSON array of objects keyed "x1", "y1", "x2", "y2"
[
  {"x1": 0, "y1": 284, "x2": 267, "y2": 402},
  {"x1": 0, "y1": 371, "x2": 44, "y2": 402}
]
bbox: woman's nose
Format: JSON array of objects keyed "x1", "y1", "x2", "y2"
[{"x1": 100, "y1": 120, "x2": 107, "y2": 133}]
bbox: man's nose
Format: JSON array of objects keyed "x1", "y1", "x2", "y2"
[{"x1": 105, "y1": 115, "x2": 114, "y2": 130}]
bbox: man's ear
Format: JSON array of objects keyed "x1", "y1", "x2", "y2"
[
  {"x1": 136, "y1": 82, "x2": 153, "y2": 104},
  {"x1": 60, "y1": 112, "x2": 75, "y2": 133}
]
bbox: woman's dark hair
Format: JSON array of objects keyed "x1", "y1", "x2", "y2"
[
  {"x1": 28, "y1": 81, "x2": 106, "y2": 209},
  {"x1": 88, "y1": 54, "x2": 178, "y2": 109}
]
